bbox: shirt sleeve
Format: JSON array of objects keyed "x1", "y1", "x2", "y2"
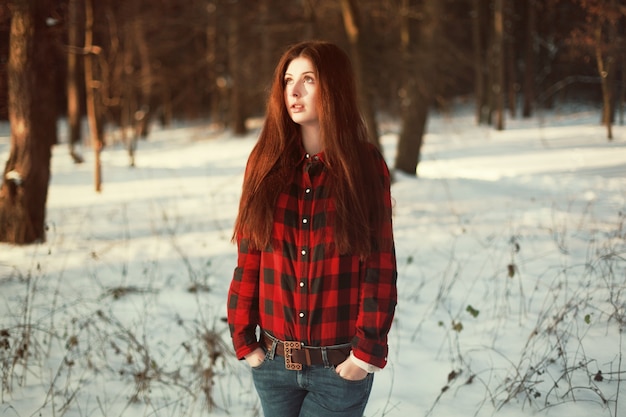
[
  {"x1": 227, "y1": 238, "x2": 262, "y2": 359},
  {"x1": 351, "y1": 148, "x2": 398, "y2": 369},
  {"x1": 350, "y1": 350, "x2": 381, "y2": 373}
]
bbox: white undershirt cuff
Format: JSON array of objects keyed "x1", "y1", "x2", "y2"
[{"x1": 349, "y1": 351, "x2": 381, "y2": 373}]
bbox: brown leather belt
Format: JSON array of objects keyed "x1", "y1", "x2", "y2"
[{"x1": 262, "y1": 333, "x2": 351, "y2": 370}]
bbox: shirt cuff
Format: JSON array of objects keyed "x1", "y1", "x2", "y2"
[{"x1": 349, "y1": 351, "x2": 381, "y2": 373}]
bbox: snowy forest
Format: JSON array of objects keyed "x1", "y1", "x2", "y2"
[
  {"x1": 0, "y1": 0, "x2": 624, "y2": 244},
  {"x1": 0, "y1": 1, "x2": 625, "y2": 417}
]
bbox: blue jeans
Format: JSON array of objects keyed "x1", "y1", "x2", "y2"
[{"x1": 251, "y1": 352, "x2": 374, "y2": 417}]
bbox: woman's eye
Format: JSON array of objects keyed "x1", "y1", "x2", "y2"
[
  {"x1": 304, "y1": 76, "x2": 314, "y2": 84},
  {"x1": 284, "y1": 78, "x2": 294, "y2": 86}
]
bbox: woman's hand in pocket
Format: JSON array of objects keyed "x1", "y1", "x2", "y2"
[
  {"x1": 335, "y1": 358, "x2": 368, "y2": 381},
  {"x1": 244, "y1": 348, "x2": 266, "y2": 368}
]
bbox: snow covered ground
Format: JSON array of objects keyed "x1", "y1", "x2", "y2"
[{"x1": 0, "y1": 103, "x2": 624, "y2": 417}]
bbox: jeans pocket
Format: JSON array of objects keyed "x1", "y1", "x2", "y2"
[
  {"x1": 250, "y1": 348, "x2": 272, "y2": 370},
  {"x1": 250, "y1": 361, "x2": 266, "y2": 370},
  {"x1": 330, "y1": 366, "x2": 370, "y2": 384}
]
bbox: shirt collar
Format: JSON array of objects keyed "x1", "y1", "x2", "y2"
[
  {"x1": 298, "y1": 150, "x2": 326, "y2": 166},
  {"x1": 295, "y1": 139, "x2": 326, "y2": 165}
]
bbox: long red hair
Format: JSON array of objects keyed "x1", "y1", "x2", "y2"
[{"x1": 233, "y1": 40, "x2": 388, "y2": 256}]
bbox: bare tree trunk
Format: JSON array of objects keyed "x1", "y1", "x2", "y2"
[
  {"x1": 0, "y1": 0, "x2": 56, "y2": 244},
  {"x1": 395, "y1": 0, "x2": 418, "y2": 175},
  {"x1": 492, "y1": 0, "x2": 505, "y2": 130},
  {"x1": 522, "y1": 0, "x2": 536, "y2": 118},
  {"x1": 505, "y1": 0, "x2": 516, "y2": 118},
  {"x1": 340, "y1": 0, "x2": 380, "y2": 149},
  {"x1": 134, "y1": 15, "x2": 152, "y2": 140},
  {"x1": 260, "y1": 0, "x2": 273, "y2": 94},
  {"x1": 84, "y1": 0, "x2": 104, "y2": 191},
  {"x1": 124, "y1": 11, "x2": 152, "y2": 167},
  {"x1": 595, "y1": 27, "x2": 614, "y2": 140},
  {"x1": 594, "y1": 0, "x2": 616, "y2": 140},
  {"x1": 120, "y1": 26, "x2": 136, "y2": 166},
  {"x1": 396, "y1": 84, "x2": 428, "y2": 176},
  {"x1": 302, "y1": 0, "x2": 317, "y2": 39},
  {"x1": 395, "y1": 0, "x2": 440, "y2": 176},
  {"x1": 472, "y1": 0, "x2": 488, "y2": 124},
  {"x1": 206, "y1": 2, "x2": 218, "y2": 125},
  {"x1": 67, "y1": 0, "x2": 84, "y2": 163},
  {"x1": 160, "y1": 84, "x2": 173, "y2": 127},
  {"x1": 618, "y1": 51, "x2": 626, "y2": 126},
  {"x1": 120, "y1": 13, "x2": 134, "y2": 150},
  {"x1": 228, "y1": 0, "x2": 247, "y2": 136}
]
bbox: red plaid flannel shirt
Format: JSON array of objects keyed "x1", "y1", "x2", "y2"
[{"x1": 228, "y1": 144, "x2": 397, "y2": 368}]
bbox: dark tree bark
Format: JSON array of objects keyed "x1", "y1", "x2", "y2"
[
  {"x1": 228, "y1": 0, "x2": 247, "y2": 136},
  {"x1": 617, "y1": 51, "x2": 626, "y2": 126},
  {"x1": 492, "y1": 0, "x2": 505, "y2": 130},
  {"x1": 593, "y1": 0, "x2": 618, "y2": 140},
  {"x1": 522, "y1": 0, "x2": 536, "y2": 118},
  {"x1": 67, "y1": 0, "x2": 84, "y2": 163},
  {"x1": 395, "y1": 0, "x2": 441, "y2": 176},
  {"x1": 472, "y1": 0, "x2": 488, "y2": 124},
  {"x1": 0, "y1": 0, "x2": 57, "y2": 244},
  {"x1": 123, "y1": 7, "x2": 152, "y2": 167},
  {"x1": 84, "y1": 0, "x2": 104, "y2": 191},
  {"x1": 595, "y1": 22, "x2": 614, "y2": 140},
  {"x1": 341, "y1": 0, "x2": 380, "y2": 149},
  {"x1": 133, "y1": 13, "x2": 152, "y2": 141},
  {"x1": 301, "y1": 0, "x2": 317, "y2": 39},
  {"x1": 206, "y1": 1, "x2": 220, "y2": 125},
  {"x1": 505, "y1": 0, "x2": 516, "y2": 118}
]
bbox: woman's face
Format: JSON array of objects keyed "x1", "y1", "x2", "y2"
[{"x1": 284, "y1": 56, "x2": 319, "y2": 128}]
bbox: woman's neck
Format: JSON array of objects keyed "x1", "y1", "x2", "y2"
[{"x1": 301, "y1": 124, "x2": 322, "y2": 155}]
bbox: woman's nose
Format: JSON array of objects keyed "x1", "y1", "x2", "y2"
[{"x1": 290, "y1": 82, "x2": 302, "y2": 97}]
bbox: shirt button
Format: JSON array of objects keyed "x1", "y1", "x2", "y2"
[
  {"x1": 305, "y1": 188, "x2": 311, "y2": 194},
  {"x1": 313, "y1": 155, "x2": 319, "y2": 161},
  {"x1": 301, "y1": 249, "x2": 307, "y2": 256},
  {"x1": 299, "y1": 312, "x2": 305, "y2": 318},
  {"x1": 302, "y1": 218, "x2": 308, "y2": 224},
  {"x1": 305, "y1": 153, "x2": 310, "y2": 159},
  {"x1": 299, "y1": 281, "x2": 305, "y2": 288}
]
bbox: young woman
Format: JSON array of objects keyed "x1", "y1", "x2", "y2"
[{"x1": 227, "y1": 40, "x2": 397, "y2": 417}]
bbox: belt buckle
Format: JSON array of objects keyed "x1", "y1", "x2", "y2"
[{"x1": 284, "y1": 341, "x2": 302, "y2": 371}]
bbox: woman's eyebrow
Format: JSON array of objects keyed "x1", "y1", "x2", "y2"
[{"x1": 285, "y1": 71, "x2": 315, "y2": 76}]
